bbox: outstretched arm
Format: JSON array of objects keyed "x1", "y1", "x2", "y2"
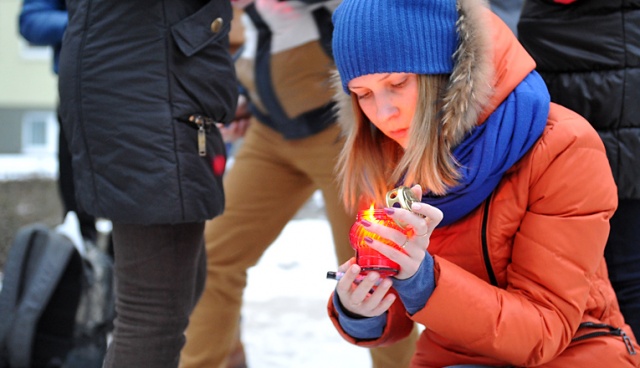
[{"x1": 18, "y1": 0, "x2": 67, "y2": 46}]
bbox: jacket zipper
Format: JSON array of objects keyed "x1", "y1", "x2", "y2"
[
  {"x1": 178, "y1": 114, "x2": 218, "y2": 157},
  {"x1": 572, "y1": 322, "x2": 636, "y2": 355},
  {"x1": 481, "y1": 194, "x2": 498, "y2": 287}
]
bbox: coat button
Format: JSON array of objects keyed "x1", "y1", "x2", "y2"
[{"x1": 210, "y1": 18, "x2": 224, "y2": 33}]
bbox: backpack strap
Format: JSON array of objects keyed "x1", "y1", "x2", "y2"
[
  {"x1": 0, "y1": 224, "x2": 49, "y2": 346},
  {"x1": 0, "y1": 224, "x2": 76, "y2": 368},
  {"x1": 311, "y1": 5, "x2": 334, "y2": 60}
]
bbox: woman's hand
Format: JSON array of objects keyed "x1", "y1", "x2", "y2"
[
  {"x1": 364, "y1": 185, "x2": 443, "y2": 280},
  {"x1": 335, "y1": 258, "x2": 396, "y2": 317},
  {"x1": 216, "y1": 95, "x2": 251, "y2": 143}
]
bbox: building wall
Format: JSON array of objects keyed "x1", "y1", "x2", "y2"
[
  {"x1": 0, "y1": 0, "x2": 58, "y2": 155},
  {"x1": 0, "y1": 110, "x2": 23, "y2": 153}
]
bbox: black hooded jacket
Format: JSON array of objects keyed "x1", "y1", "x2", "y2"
[
  {"x1": 58, "y1": 0, "x2": 238, "y2": 224},
  {"x1": 518, "y1": 0, "x2": 640, "y2": 200}
]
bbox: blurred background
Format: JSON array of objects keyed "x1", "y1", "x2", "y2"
[{"x1": 0, "y1": 0, "x2": 64, "y2": 269}]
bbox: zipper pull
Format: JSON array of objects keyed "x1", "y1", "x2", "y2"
[
  {"x1": 621, "y1": 330, "x2": 637, "y2": 355},
  {"x1": 186, "y1": 114, "x2": 219, "y2": 157},
  {"x1": 198, "y1": 124, "x2": 206, "y2": 157},
  {"x1": 191, "y1": 115, "x2": 207, "y2": 157}
]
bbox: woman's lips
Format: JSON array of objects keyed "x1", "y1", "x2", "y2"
[{"x1": 388, "y1": 128, "x2": 409, "y2": 139}]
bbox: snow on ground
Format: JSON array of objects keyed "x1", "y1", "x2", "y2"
[
  {"x1": 0, "y1": 154, "x2": 57, "y2": 181},
  {"x1": 241, "y1": 219, "x2": 372, "y2": 367}
]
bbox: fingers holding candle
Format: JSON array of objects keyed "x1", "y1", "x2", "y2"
[
  {"x1": 335, "y1": 262, "x2": 396, "y2": 317},
  {"x1": 350, "y1": 208, "x2": 405, "y2": 276},
  {"x1": 367, "y1": 206, "x2": 437, "y2": 251},
  {"x1": 409, "y1": 202, "x2": 443, "y2": 240},
  {"x1": 404, "y1": 184, "x2": 443, "y2": 238},
  {"x1": 349, "y1": 187, "x2": 442, "y2": 279},
  {"x1": 360, "y1": 216, "x2": 408, "y2": 251},
  {"x1": 364, "y1": 235, "x2": 424, "y2": 280},
  {"x1": 337, "y1": 257, "x2": 357, "y2": 274},
  {"x1": 361, "y1": 201, "x2": 442, "y2": 280}
]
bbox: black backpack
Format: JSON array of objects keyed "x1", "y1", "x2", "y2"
[{"x1": 0, "y1": 223, "x2": 115, "y2": 368}]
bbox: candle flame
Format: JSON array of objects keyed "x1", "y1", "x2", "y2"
[{"x1": 363, "y1": 203, "x2": 376, "y2": 221}]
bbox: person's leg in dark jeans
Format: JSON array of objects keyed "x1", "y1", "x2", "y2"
[
  {"x1": 605, "y1": 199, "x2": 640, "y2": 341},
  {"x1": 104, "y1": 222, "x2": 206, "y2": 368},
  {"x1": 57, "y1": 113, "x2": 97, "y2": 242}
]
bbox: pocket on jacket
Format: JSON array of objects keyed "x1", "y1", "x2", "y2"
[{"x1": 171, "y1": 0, "x2": 233, "y2": 57}]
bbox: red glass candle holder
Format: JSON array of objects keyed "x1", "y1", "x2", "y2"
[{"x1": 349, "y1": 208, "x2": 409, "y2": 277}]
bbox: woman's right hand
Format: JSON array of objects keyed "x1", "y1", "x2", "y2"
[{"x1": 335, "y1": 258, "x2": 397, "y2": 318}]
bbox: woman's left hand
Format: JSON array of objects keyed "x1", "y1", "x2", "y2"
[{"x1": 363, "y1": 185, "x2": 443, "y2": 280}]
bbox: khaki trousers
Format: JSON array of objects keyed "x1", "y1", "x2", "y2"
[{"x1": 180, "y1": 121, "x2": 417, "y2": 367}]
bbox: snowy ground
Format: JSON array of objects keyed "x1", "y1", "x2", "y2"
[
  {"x1": 0, "y1": 154, "x2": 57, "y2": 181},
  {"x1": 241, "y1": 219, "x2": 372, "y2": 367}
]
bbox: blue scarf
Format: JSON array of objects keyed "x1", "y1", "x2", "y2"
[{"x1": 423, "y1": 71, "x2": 550, "y2": 227}]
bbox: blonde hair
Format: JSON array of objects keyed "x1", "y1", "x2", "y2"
[{"x1": 337, "y1": 74, "x2": 461, "y2": 212}]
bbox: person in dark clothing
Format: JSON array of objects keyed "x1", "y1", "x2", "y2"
[
  {"x1": 57, "y1": 1, "x2": 238, "y2": 367},
  {"x1": 18, "y1": 0, "x2": 97, "y2": 243},
  {"x1": 519, "y1": 0, "x2": 640, "y2": 340}
]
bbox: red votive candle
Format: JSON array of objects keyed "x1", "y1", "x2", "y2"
[{"x1": 349, "y1": 207, "x2": 409, "y2": 277}]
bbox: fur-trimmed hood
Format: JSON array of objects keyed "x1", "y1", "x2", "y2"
[{"x1": 332, "y1": 0, "x2": 537, "y2": 146}]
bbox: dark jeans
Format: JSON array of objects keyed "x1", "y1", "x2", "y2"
[
  {"x1": 605, "y1": 199, "x2": 640, "y2": 340},
  {"x1": 57, "y1": 113, "x2": 97, "y2": 242},
  {"x1": 103, "y1": 222, "x2": 206, "y2": 368}
]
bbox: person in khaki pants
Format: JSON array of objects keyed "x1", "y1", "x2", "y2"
[{"x1": 179, "y1": 1, "x2": 418, "y2": 367}]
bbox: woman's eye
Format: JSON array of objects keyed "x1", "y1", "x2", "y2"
[
  {"x1": 357, "y1": 92, "x2": 372, "y2": 100},
  {"x1": 392, "y1": 79, "x2": 407, "y2": 88}
]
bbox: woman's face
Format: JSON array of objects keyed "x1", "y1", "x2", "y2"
[{"x1": 348, "y1": 73, "x2": 419, "y2": 149}]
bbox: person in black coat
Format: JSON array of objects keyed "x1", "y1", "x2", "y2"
[
  {"x1": 57, "y1": 1, "x2": 238, "y2": 367},
  {"x1": 519, "y1": 0, "x2": 640, "y2": 340}
]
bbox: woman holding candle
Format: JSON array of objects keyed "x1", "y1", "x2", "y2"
[{"x1": 327, "y1": 0, "x2": 640, "y2": 367}]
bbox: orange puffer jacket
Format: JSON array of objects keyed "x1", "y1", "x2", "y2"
[{"x1": 328, "y1": 2, "x2": 640, "y2": 367}]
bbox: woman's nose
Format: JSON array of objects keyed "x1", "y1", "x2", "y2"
[{"x1": 376, "y1": 95, "x2": 398, "y2": 123}]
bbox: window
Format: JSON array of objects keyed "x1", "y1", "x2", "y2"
[{"x1": 22, "y1": 111, "x2": 58, "y2": 154}]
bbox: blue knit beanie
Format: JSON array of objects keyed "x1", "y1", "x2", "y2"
[{"x1": 332, "y1": 0, "x2": 459, "y2": 94}]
